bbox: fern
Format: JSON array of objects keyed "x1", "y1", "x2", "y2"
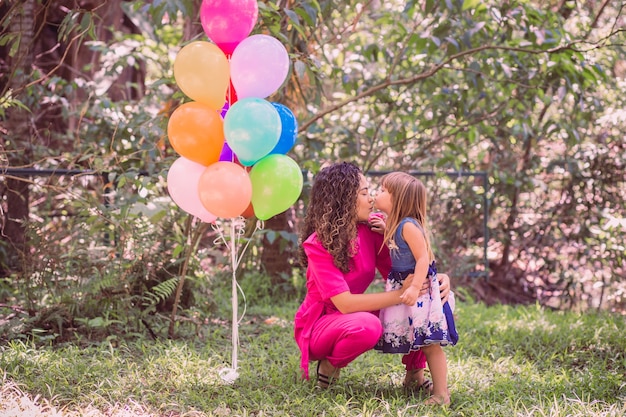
[
  {"x1": 89, "y1": 273, "x2": 118, "y2": 294},
  {"x1": 144, "y1": 277, "x2": 179, "y2": 306}
]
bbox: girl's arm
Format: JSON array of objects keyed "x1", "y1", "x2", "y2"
[{"x1": 399, "y1": 221, "x2": 430, "y2": 306}]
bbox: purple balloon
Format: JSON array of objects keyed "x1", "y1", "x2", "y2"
[
  {"x1": 220, "y1": 102, "x2": 229, "y2": 119},
  {"x1": 219, "y1": 142, "x2": 235, "y2": 162}
]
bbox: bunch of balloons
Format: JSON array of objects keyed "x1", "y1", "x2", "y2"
[{"x1": 166, "y1": 0, "x2": 303, "y2": 223}]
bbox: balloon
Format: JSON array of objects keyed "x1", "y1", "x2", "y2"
[
  {"x1": 219, "y1": 141, "x2": 235, "y2": 162},
  {"x1": 241, "y1": 202, "x2": 255, "y2": 219},
  {"x1": 220, "y1": 102, "x2": 229, "y2": 118},
  {"x1": 269, "y1": 103, "x2": 298, "y2": 155},
  {"x1": 200, "y1": 0, "x2": 258, "y2": 55},
  {"x1": 249, "y1": 154, "x2": 303, "y2": 220},
  {"x1": 230, "y1": 35, "x2": 290, "y2": 99},
  {"x1": 228, "y1": 80, "x2": 238, "y2": 104},
  {"x1": 223, "y1": 98, "x2": 281, "y2": 166},
  {"x1": 174, "y1": 41, "x2": 229, "y2": 109},
  {"x1": 167, "y1": 157, "x2": 217, "y2": 223},
  {"x1": 167, "y1": 102, "x2": 224, "y2": 166},
  {"x1": 198, "y1": 162, "x2": 252, "y2": 218}
]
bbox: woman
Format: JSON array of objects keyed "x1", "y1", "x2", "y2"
[{"x1": 293, "y1": 162, "x2": 451, "y2": 390}]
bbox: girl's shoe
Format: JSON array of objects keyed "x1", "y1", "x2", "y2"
[{"x1": 402, "y1": 369, "x2": 433, "y2": 394}]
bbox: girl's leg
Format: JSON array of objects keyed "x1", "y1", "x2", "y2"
[
  {"x1": 402, "y1": 350, "x2": 432, "y2": 392},
  {"x1": 402, "y1": 349, "x2": 427, "y2": 370},
  {"x1": 309, "y1": 311, "x2": 382, "y2": 385},
  {"x1": 421, "y1": 344, "x2": 450, "y2": 405}
]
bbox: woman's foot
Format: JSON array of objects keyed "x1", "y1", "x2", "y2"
[
  {"x1": 316, "y1": 359, "x2": 340, "y2": 388},
  {"x1": 403, "y1": 369, "x2": 433, "y2": 394}
]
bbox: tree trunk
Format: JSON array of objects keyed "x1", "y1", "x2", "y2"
[
  {"x1": 260, "y1": 210, "x2": 295, "y2": 279},
  {"x1": 2, "y1": 0, "x2": 35, "y2": 275}
]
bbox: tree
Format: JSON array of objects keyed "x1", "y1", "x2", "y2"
[
  {"x1": 278, "y1": 0, "x2": 625, "y2": 307},
  {"x1": 0, "y1": 0, "x2": 151, "y2": 274},
  {"x1": 1, "y1": 0, "x2": 624, "y2": 324},
  {"x1": 2, "y1": 0, "x2": 35, "y2": 274}
]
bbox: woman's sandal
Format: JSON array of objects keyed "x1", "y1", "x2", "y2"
[{"x1": 316, "y1": 360, "x2": 340, "y2": 388}]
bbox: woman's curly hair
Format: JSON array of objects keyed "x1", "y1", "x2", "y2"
[{"x1": 298, "y1": 162, "x2": 361, "y2": 273}]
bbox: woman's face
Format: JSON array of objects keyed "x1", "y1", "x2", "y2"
[{"x1": 356, "y1": 174, "x2": 374, "y2": 222}]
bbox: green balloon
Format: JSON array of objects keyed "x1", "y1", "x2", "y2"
[{"x1": 250, "y1": 154, "x2": 303, "y2": 220}]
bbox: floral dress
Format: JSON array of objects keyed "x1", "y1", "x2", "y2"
[{"x1": 375, "y1": 217, "x2": 458, "y2": 354}]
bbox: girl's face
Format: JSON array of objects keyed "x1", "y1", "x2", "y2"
[
  {"x1": 356, "y1": 174, "x2": 374, "y2": 222},
  {"x1": 374, "y1": 184, "x2": 392, "y2": 215}
]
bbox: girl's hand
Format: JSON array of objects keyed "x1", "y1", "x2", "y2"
[
  {"x1": 400, "y1": 285, "x2": 420, "y2": 306},
  {"x1": 368, "y1": 213, "x2": 385, "y2": 234},
  {"x1": 417, "y1": 277, "x2": 429, "y2": 296}
]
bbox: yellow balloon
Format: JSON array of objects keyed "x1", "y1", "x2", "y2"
[{"x1": 174, "y1": 41, "x2": 229, "y2": 110}]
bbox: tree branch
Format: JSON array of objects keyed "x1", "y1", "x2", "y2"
[{"x1": 298, "y1": 42, "x2": 586, "y2": 133}]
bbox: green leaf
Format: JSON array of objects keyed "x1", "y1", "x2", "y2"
[
  {"x1": 284, "y1": 8, "x2": 300, "y2": 26},
  {"x1": 462, "y1": 0, "x2": 480, "y2": 11}
]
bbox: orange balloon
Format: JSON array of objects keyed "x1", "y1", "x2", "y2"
[
  {"x1": 198, "y1": 162, "x2": 252, "y2": 218},
  {"x1": 167, "y1": 102, "x2": 224, "y2": 166},
  {"x1": 174, "y1": 41, "x2": 230, "y2": 110}
]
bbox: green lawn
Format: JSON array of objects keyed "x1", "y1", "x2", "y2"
[{"x1": 1, "y1": 300, "x2": 624, "y2": 416}]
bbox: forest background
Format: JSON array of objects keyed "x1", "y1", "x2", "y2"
[{"x1": 1, "y1": 0, "x2": 625, "y2": 344}]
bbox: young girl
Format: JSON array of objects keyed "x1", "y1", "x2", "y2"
[{"x1": 373, "y1": 172, "x2": 458, "y2": 405}]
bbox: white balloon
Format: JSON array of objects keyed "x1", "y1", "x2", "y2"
[{"x1": 230, "y1": 34, "x2": 290, "y2": 99}]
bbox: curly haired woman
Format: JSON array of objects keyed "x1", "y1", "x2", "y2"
[{"x1": 293, "y1": 162, "x2": 451, "y2": 392}]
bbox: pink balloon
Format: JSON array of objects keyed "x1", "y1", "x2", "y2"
[
  {"x1": 230, "y1": 34, "x2": 290, "y2": 99},
  {"x1": 200, "y1": 0, "x2": 258, "y2": 55},
  {"x1": 167, "y1": 157, "x2": 217, "y2": 223}
]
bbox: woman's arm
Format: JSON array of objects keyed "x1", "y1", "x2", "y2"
[
  {"x1": 330, "y1": 288, "x2": 404, "y2": 314},
  {"x1": 305, "y1": 234, "x2": 408, "y2": 315}
]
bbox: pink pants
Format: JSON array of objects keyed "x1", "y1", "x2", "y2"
[{"x1": 309, "y1": 311, "x2": 426, "y2": 370}]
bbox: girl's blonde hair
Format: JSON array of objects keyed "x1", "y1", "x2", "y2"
[{"x1": 380, "y1": 172, "x2": 434, "y2": 262}]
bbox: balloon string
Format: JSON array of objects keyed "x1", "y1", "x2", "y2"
[
  {"x1": 230, "y1": 220, "x2": 238, "y2": 370},
  {"x1": 210, "y1": 218, "x2": 263, "y2": 370}
]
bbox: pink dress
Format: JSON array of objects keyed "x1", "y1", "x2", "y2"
[{"x1": 293, "y1": 222, "x2": 391, "y2": 379}]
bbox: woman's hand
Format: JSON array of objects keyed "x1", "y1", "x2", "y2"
[
  {"x1": 438, "y1": 273, "x2": 451, "y2": 303},
  {"x1": 412, "y1": 272, "x2": 451, "y2": 302}
]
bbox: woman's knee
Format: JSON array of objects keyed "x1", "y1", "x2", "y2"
[{"x1": 352, "y1": 312, "x2": 383, "y2": 345}]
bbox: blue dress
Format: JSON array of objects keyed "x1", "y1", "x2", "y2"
[{"x1": 375, "y1": 217, "x2": 458, "y2": 354}]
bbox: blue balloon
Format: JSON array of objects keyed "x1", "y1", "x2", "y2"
[{"x1": 269, "y1": 103, "x2": 297, "y2": 155}]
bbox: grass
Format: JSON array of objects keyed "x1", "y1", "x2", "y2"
[{"x1": 1, "y1": 300, "x2": 625, "y2": 417}]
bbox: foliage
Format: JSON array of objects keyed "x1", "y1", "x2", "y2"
[
  {"x1": 1, "y1": 300, "x2": 624, "y2": 416},
  {"x1": 279, "y1": 0, "x2": 626, "y2": 309},
  {"x1": 0, "y1": 0, "x2": 625, "y2": 344}
]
